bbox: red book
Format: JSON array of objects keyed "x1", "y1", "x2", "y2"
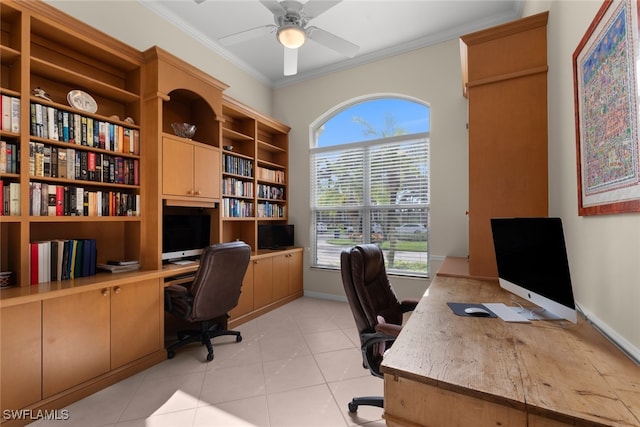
[
  {"x1": 88, "y1": 152, "x2": 96, "y2": 181},
  {"x1": 30, "y1": 242, "x2": 39, "y2": 285},
  {"x1": 55, "y1": 185, "x2": 64, "y2": 216}
]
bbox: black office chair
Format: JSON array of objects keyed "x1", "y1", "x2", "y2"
[
  {"x1": 340, "y1": 244, "x2": 418, "y2": 413},
  {"x1": 165, "y1": 241, "x2": 251, "y2": 362}
]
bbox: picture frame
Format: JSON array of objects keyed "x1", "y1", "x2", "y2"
[{"x1": 573, "y1": 0, "x2": 640, "y2": 215}]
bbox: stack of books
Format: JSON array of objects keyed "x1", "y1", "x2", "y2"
[{"x1": 97, "y1": 260, "x2": 140, "y2": 273}]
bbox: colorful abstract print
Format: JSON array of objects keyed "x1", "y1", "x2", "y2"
[{"x1": 580, "y1": 1, "x2": 639, "y2": 197}]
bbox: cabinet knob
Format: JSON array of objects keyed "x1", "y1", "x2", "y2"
[
  {"x1": 187, "y1": 189, "x2": 194, "y2": 195},
  {"x1": 194, "y1": 189, "x2": 201, "y2": 195},
  {"x1": 102, "y1": 289, "x2": 109, "y2": 297},
  {"x1": 114, "y1": 286, "x2": 122, "y2": 294}
]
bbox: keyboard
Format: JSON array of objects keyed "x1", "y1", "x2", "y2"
[{"x1": 483, "y1": 303, "x2": 531, "y2": 323}]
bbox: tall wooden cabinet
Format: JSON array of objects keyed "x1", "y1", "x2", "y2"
[{"x1": 460, "y1": 12, "x2": 549, "y2": 278}]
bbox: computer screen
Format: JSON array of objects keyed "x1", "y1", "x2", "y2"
[
  {"x1": 490, "y1": 217, "x2": 577, "y2": 323},
  {"x1": 162, "y1": 213, "x2": 211, "y2": 261}
]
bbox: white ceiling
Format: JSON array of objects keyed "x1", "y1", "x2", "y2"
[{"x1": 143, "y1": 0, "x2": 524, "y2": 87}]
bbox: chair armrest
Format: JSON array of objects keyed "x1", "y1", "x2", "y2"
[
  {"x1": 375, "y1": 322, "x2": 402, "y2": 336},
  {"x1": 164, "y1": 284, "x2": 193, "y2": 318},
  {"x1": 400, "y1": 299, "x2": 419, "y2": 313}
]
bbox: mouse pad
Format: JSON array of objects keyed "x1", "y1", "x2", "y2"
[{"x1": 447, "y1": 302, "x2": 498, "y2": 318}]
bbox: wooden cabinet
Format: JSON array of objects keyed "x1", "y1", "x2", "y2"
[
  {"x1": 253, "y1": 256, "x2": 273, "y2": 309},
  {"x1": 251, "y1": 248, "x2": 303, "y2": 311},
  {"x1": 460, "y1": 12, "x2": 549, "y2": 278},
  {"x1": 41, "y1": 278, "x2": 162, "y2": 397},
  {"x1": 230, "y1": 261, "x2": 254, "y2": 319},
  {"x1": 43, "y1": 289, "x2": 111, "y2": 398},
  {"x1": 272, "y1": 250, "x2": 302, "y2": 300},
  {"x1": 162, "y1": 136, "x2": 220, "y2": 202},
  {"x1": 0, "y1": 302, "x2": 42, "y2": 412},
  {"x1": 110, "y1": 278, "x2": 162, "y2": 369}
]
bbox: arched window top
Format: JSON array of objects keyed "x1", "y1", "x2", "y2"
[{"x1": 315, "y1": 97, "x2": 430, "y2": 148}]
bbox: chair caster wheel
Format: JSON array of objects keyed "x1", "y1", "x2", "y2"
[
  {"x1": 206, "y1": 352, "x2": 214, "y2": 362},
  {"x1": 167, "y1": 350, "x2": 175, "y2": 359},
  {"x1": 348, "y1": 402, "x2": 358, "y2": 413},
  {"x1": 236, "y1": 335, "x2": 242, "y2": 343}
]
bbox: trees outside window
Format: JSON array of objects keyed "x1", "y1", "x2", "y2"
[{"x1": 310, "y1": 97, "x2": 430, "y2": 277}]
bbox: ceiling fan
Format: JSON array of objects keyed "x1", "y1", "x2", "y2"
[{"x1": 213, "y1": 0, "x2": 359, "y2": 76}]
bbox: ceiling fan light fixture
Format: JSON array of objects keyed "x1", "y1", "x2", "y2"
[{"x1": 277, "y1": 25, "x2": 306, "y2": 49}]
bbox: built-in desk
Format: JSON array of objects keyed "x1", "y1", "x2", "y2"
[{"x1": 381, "y1": 275, "x2": 640, "y2": 427}]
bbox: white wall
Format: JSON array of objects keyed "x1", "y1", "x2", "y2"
[
  {"x1": 273, "y1": 41, "x2": 469, "y2": 301},
  {"x1": 545, "y1": 0, "x2": 640, "y2": 359}
]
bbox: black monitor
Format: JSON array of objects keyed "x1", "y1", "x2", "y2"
[
  {"x1": 258, "y1": 224, "x2": 294, "y2": 249},
  {"x1": 490, "y1": 217, "x2": 577, "y2": 323},
  {"x1": 162, "y1": 213, "x2": 211, "y2": 261}
]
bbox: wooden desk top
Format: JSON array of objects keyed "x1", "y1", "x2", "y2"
[{"x1": 381, "y1": 275, "x2": 640, "y2": 426}]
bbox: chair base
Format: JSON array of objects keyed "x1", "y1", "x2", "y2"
[
  {"x1": 166, "y1": 320, "x2": 242, "y2": 362},
  {"x1": 348, "y1": 396, "x2": 384, "y2": 413}
]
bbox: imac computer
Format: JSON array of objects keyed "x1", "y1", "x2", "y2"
[{"x1": 490, "y1": 217, "x2": 577, "y2": 323}]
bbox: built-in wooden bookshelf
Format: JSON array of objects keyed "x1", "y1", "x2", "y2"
[
  {"x1": 0, "y1": 0, "x2": 144, "y2": 288},
  {"x1": 220, "y1": 95, "x2": 290, "y2": 249},
  {"x1": 0, "y1": 4, "x2": 298, "y2": 425}
]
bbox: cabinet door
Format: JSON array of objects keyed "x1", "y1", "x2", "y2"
[
  {"x1": 253, "y1": 258, "x2": 273, "y2": 309},
  {"x1": 1, "y1": 302, "x2": 42, "y2": 411},
  {"x1": 193, "y1": 145, "x2": 220, "y2": 199},
  {"x1": 163, "y1": 137, "x2": 194, "y2": 197},
  {"x1": 288, "y1": 250, "x2": 303, "y2": 295},
  {"x1": 42, "y1": 289, "x2": 110, "y2": 398},
  {"x1": 111, "y1": 279, "x2": 162, "y2": 369},
  {"x1": 272, "y1": 253, "x2": 289, "y2": 301},
  {"x1": 230, "y1": 261, "x2": 254, "y2": 319}
]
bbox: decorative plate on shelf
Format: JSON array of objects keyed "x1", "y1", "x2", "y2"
[{"x1": 67, "y1": 90, "x2": 97, "y2": 113}]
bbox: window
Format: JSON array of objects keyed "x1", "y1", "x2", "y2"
[{"x1": 310, "y1": 97, "x2": 430, "y2": 277}]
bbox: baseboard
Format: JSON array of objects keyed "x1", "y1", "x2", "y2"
[
  {"x1": 303, "y1": 290, "x2": 347, "y2": 303},
  {"x1": 577, "y1": 303, "x2": 640, "y2": 365}
]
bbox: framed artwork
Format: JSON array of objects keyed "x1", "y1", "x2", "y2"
[{"x1": 573, "y1": 0, "x2": 640, "y2": 215}]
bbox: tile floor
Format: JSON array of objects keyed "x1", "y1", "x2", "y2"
[{"x1": 31, "y1": 297, "x2": 386, "y2": 427}]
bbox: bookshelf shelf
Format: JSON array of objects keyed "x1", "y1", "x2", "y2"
[
  {"x1": 28, "y1": 215, "x2": 141, "y2": 223},
  {"x1": 30, "y1": 58, "x2": 140, "y2": 105}
]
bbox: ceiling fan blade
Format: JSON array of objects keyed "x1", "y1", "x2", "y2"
[
  {"x1": 260, "y1": 0, "x2": 286, "y2": 16},
  {"x1": 218, "y1": 25, "x2": 277, "y2": 46},
  {"x1": 301, "y1": 0, "x2": 342, "y2": 20},
  {"x1": 283, "y1": 46, "x2": 298, "y2": 76},
  {"x1": 194, "y1": 0, "x2": 206, "y2": 4},
  {"x1": 306, "y1": 26, "x2": 359, "y2": 57}
]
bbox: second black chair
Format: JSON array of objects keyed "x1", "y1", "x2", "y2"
[
  {"x1": 165, "y1": 241, "x2": 251, "y2": 362},
  {"x1": 340, "y1": 244, "x2": 418, "y2": 413}
]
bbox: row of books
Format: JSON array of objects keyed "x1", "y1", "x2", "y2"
[
  {"x1": 30, "y1": 103, "x2": 140, "y2": 154},
  {"x1": 30, "y1": 142, "x2": 139, "y2": 185},
  {"x1": 30, "y1": 239, "x2": 97, "y2": 284},
  {"x1": 0, "y1": 181, "x2": 20, "y2": 215},
  {"x1": 257, "y1": 183, "x2": 285, "y2": 200},
  {"x1": 222, "y1": 198, "x2": 254, "y2": 218},
  {"x1": 256, "y1": 202, "x2": 286, "y2": 219},
  {"x1": 222, "y1": 176, "x2": 254, "y2": 198},
  {"x1": 1, "y1": 95, "x2": 20, "y2": 133},
  {"x1": 29, "y1": 183, "x2": 140, "y2": 217},
  {"x1": 223, "y1": 154, "x2": 253, "y2": 178},
  {"x1": 256, "y1": 166, "x2": 285, "y2": 183},
  {"x1": 0, "y1": 140, "x2": 19, "y2": 174}
]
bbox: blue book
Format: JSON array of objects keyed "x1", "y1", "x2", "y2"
[{"x1": 82, "y1": 239, "x2": 91, "y2": 277}]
